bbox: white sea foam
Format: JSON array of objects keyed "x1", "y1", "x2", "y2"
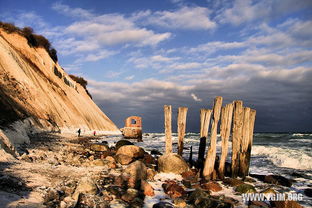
[{"x1": 252, "y1": 146, "x2": 312, "y2": 170}]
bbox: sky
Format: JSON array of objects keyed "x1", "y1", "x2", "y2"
[{"x1": 1, "y1": 0, "x2": 312, "y2": 132}]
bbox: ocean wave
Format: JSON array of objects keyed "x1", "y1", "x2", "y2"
[
  {"x1": 292, "y1": 133, "x2": 312, "y2": 137},
  {"x1": 252, "y1": 146, "x2": 312, "y2": 170}
]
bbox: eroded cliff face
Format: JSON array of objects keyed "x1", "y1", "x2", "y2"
[{"x1": 0, "y1": 29, "x2": 120, "y2": 144}]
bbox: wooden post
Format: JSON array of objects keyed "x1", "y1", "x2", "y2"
[
  {"x1": 197, "y1": 109, "x2": 212, "y2": 169},
  {"x1": 239, "y1": 107, "x2": 250, "y2": 177},
  {"x1": 218, "y1": 103, "x2": 234, "y2": 179},
  {"x1": 246, "y1": 109, "x2": 256, "y2": 174},
  {"x1": 164, "y1": 105, "x2": 172, "y2": 154},
  {"x1": 231, "y1": 100, "x2": 244, "y2": 178},
  {"x1": 203, "y1": 96, "x2": 223, "y2": 179},
  {"x1": 177, "y1": 107, "x2": 188, "y2": 156}
]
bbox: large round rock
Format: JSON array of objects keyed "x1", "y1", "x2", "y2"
[
  {"x1": 158, "y1": 153, "x2": 190, "y2": 174},
  {"x1": 116, "y1": 145, "x2": 145, "y2": 159}
]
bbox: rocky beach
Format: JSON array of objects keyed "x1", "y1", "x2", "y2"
[{"x1": 1, "y1": 132, "x2": 311, "y2": 208}]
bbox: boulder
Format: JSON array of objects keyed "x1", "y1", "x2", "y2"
[
  {"x1": 234, "y1": 183, "x2": 256, "y2": 194},
  {"x1": 201, "y1": 181, "x2": 222, "y2": 192},
  {"x1": 147, "y1": 168, "x2": 157, "y2": 181},
  {"x1": 162, "y1": 181, "x2": 185, "y2": 199},
  {"x1": 116, "y1": 154, "x2": 133, "y2": 165},
  {"x1": 223, "y1": 178, "x2": 244, "y2": 187},
  {"x1": 72, "y1": 177, "x2": 98, "y2": 200},
  {"x1": 304, "y1": 188, "x2": 312, "y2": 197},
  {"x1": 116, "y1": 145, "x2": 145, "y2": 159},
  {"x1": 90, "y1": 143, "x2": 109, "y2": 152},
  {"x1": 264, "y1": 175, "x2": 292, "y2": 187},
  {"x1": 271, "y1": 200, "x2": 303, "y2": 208},
  {"x1": 158, "y1": 153, "x2": 190, "y2": 174},
  {"x1": 115, "y1": 140, "x2": 134, "y2": 150},
  {"x1": 143, "y1": 152, "x2": 156, "y2": 165},
  {"x1": 90, "y1": 159, "x2": 106, "y2": 166},
  {"x1": 153, "y1": 202, "x2": 174, "y2": 208},
  {"x1": 141, "y1": 180, "x2": 155, "y2": 196},
  {"x1": 173, "y1": 198, "x2": 187, "y2": 208},
  {"x1": 121, "y1": 188, "x2": 138, "y2": 202},
  {"x1": 124, "y1": 160, "x2": 147, "y2": 188}
]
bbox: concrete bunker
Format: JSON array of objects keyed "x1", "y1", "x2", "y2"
[{"x1": 121, "y1": 116, "x2": 142, "y2": 140}]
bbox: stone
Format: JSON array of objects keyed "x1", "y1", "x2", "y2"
[
  {"x1": 271, "y1": 200, "x2": 303, "y2": 208},
  {"x1": 223, "y1": 178, "x2": 244, "y2": 187},
  {"x1": 105, "y1": 156, "x2": 116, "y2": 163},
  {"x1": 304, "y1": 188, "x2": 312, "y2": 197},
  {"x1": 152, "y1": 202, "x2": 174, "y2": 208},
  {"x1": 173, "y1": 198, "x2": 187, "y2": 208},
  {"x1": 181, "y1": 170, "x2": 198, "y2": 182},
  {"x1": 72, "y1": 177, "x2": 98, "y2": 200},
  {"x1": 201, "y1": 181, "x2": 222, "y2": 192},
  {"x1": 143, "y1": 152, "x2": 156, "y2": 165},
  {"x1": 249, "y1": 201, "x2": 270, "y2": 208},
  {"x1": 150, "y1": 149, "x2": 162, "y2": 156},
  {"x1": 116, "y1": 154, "x2": 133, "y2": 165},
  {"x1": 109, "y1": 199, "x2": 129, "y2": 208},
  {"x1": 107, "y1": 186, "x2": 125, "y2": 198},
  {"x1": 121, "y1": 188, "x2": 138, "y2": 202},
  {"x1": 90, "y1": 143, "x2": 109, "y2": 152},
  {"x1": 91, "y1": 159, "x2": 106, "y2": 166},
  {"x1": 158, "y1": 153, "x2": 190, "y2": 174},
  {"x1": 115, "y1": 140, "x2": 134, "y2": 150},
  {"x1": 116, "y1": 145, "x2": 145, "y2": 159},
  {"x1": 147, "y1": 168, "x2": 157, "y2": 181},
  {"x1": 234, "y1": 183, "x2": 256, "y2": 194},
  {"x1": 264, "y1": 175, "x2": 292, "y2": 187},
  {"x1": 141, "y1": 180, "x2": 155, "y2": 196},
  {"x1": 162, "y1": 181, "x2": 185, "y2": 199},
  {"x1": 124, "y1": 160, "x2": 147, "y2": 188}
]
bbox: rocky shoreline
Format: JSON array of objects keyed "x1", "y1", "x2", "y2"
[{"x1": 0, "y1": 133, "x2": 309, "y2": 208}]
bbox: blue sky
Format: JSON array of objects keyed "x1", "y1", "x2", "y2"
[{"x1": 1, "y1": 0, "x2": 312, "y2": 132}]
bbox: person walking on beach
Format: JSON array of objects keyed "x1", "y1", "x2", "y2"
[
  {"x1": 93, "y1": 131, "x2": 96, "y2": 136},
  {"x1": 77, "y1": 128, "x2": 81, "y2": 137}
]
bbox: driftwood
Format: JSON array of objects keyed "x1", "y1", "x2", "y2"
[
  {"x1": 177, "y1": 107, "x2": 188, "y2": 156},
  {"x1": 197, "y1": 109, "x2": 212, "y2": 169},
  {"x1": 231, "y1": 100, "x2": 244, "y2": 178},
  {"x1": 203, "y1": 96, "x2": 223, "y2": 179},
  {"x1": 218, "y1": 103, "x2": 234, "y2": 179},
  {"x1": 164, "y1": 105, "x2": 172, "y2": 154}
]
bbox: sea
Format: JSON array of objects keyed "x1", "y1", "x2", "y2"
[{"x1": 97, "y1": 133, "x2": 312, "y2": 207}]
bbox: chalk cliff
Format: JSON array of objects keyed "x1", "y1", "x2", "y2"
[{"x1": 0, "y1": 28, "x2": 120, "y2": 146}]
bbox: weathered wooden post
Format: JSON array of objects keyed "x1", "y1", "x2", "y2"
[
  {"x1": 246, "y1": 109, "x2": 256, "y2": 174},
  {"x1": 218, "y1": 103, "x2": 234, "y2": 179},
  {"x1": 177, "y1": 107, "x2": 188, "y2": 156},
  {"x1": 203, "y1": 96, "x2": 223, "y2": 179},
  {"x1": 239, "y1": 107, "x2": 250, "y2": 177},
  {"x1": 197, "y1": 109, "x2": 212, "y2": 169},
  {"x1": 231, "y1": 100, "x2": 244, "y2": 178},
  {"x1": 164, "y1": 105, "x2": 172, "y2": 154}
]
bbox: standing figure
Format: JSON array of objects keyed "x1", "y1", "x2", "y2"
[
  {"x1": 77, "y1": 128, "x2": 81, "y2": 137},
  {"x1": 93, "y1": 131, "x2": 96, "y2": 136}
]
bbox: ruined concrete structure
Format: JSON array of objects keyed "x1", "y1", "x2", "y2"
[{"x1": 121, "y1": 116, "x2": 142, "y2": 140}]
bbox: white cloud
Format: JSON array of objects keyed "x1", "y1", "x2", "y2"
[
  {"x1": 141, "y1": 7, "x2": 216, "y2": 30},
  {"x1": 52, "y1": 2, "x2": 94, "y2": 19},
  {"x1": 169, "y1": 62, "x2": 202, "y2": 70},
  {"x1": 217, "y1": 0, "x2": 312, "y2": 25},
  {"x1": 125, "y1": 75, "x2": 135, "y2": 80},
  {"x1": 83, "y1": 50, "x2": 117, "y2": 62},
  {"x1": 191, "y1": 93, "x2": 202, "y2": 102}
]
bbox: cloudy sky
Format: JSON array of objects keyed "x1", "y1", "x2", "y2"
[{"x1": 1, "y1": 0, "x2": 312, "y2": 132}]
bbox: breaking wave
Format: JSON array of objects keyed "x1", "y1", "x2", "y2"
[{"x1": 252, "y1": 146, "x2": 312, "y2": 170}]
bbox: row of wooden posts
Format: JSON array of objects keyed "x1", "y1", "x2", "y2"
[{"x1": 164, "y1": 96, "x2": 256, "y2": 180}]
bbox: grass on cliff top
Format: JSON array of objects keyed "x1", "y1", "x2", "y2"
[{"x1": 0, "y1": 22, "x2": 58, "y2": 63}]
